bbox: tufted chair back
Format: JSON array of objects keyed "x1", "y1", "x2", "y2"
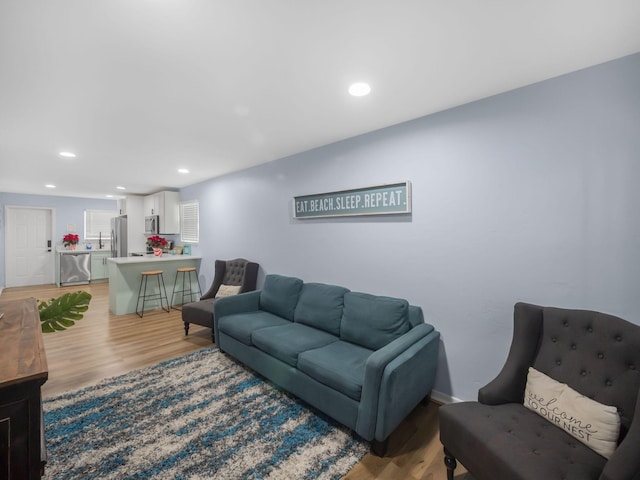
[
  {"x1": 201, "y1": 258, "x2": 259, "y2": 300},
  {"x1": 531, "y1": 306, "x2": 640, "y2": 433},
  {"x1": 222, "y1": 259, "x2": 251, "y2": 286}
]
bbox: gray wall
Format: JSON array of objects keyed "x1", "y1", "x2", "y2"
[
  {"x1": 0, "y1": 192, "x2": 117, "y2": 287},
  {"x1": 182, "y1": 53, "x2": 640, "y2": 401}
]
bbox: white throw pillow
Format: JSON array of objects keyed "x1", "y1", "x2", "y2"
[
  {"x1": 523, "y1": 367, "x2": 620, "y2": 459},
  {"x1": 215, "y1": 284, "x2": 241, "y2": 298}
]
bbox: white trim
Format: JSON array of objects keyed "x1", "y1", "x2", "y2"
[{"x1": 431, "y1": 389, "x2": 464, "y2": 405}]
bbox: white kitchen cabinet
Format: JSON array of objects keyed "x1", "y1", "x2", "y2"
[
  {"x1": 117, "y1": 198, "x2": 127, "y2": 215},
  {"x1": 91, "y1": 251, "x2": 112, "y2": 281},
  {"x1": 143, "y1": 194, "x2": 159, "y2": 217},
  {"x1": 144, "y1": 191, "x2": 180, "y2": 234}
]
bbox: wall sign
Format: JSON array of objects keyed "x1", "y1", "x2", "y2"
[{"x1": 293, "y1": 181, "x2": 411, "y2": 219}]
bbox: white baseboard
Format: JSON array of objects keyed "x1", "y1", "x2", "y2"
[{"x1": 430, "y1": 389, "x2": 464, "y2": 405}]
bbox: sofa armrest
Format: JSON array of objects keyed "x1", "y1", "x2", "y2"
[
  {"x1": 600, "y1": 384, "x2": 640, "y2": 480},
  {"x1": 213, "y1": 290, "x2": 261, "y2": 318},
  {"x1": 213, "y1": 291, "x2": 261, "y2": 342},
  {"x1": 479, "y1": 302, "x2": 543, "y2": 405},
  {"x1": 356, "y1": 324, "x2": 439, "y2": 441}
]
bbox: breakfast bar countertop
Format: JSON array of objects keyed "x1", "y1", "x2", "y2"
[{"x1": 108, "y1": 254, "x2": 202, "y2": 265}]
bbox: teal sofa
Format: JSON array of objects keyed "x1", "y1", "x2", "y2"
[{"x1": 213, "y1": 274, "x2": 440, "y2": 455}]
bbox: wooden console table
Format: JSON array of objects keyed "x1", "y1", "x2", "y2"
[{"x1": 0, "y1": 298, "x2": 48, "y2": 479}]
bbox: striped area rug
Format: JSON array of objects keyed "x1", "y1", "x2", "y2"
[{"x1": 43, "y1": 348, "x2": 368, "y2": 479}]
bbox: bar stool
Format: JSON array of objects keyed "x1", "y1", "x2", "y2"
[
  {"x1": 136, "y1": 270, "x2": 170, "y2": 318},
  {"x1": 170, "y1": 267, "x2": 202, "y2": 310}
]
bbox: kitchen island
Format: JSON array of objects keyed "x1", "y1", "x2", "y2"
[{"x1": 107, "y1": 255, "x2": 202, "y2": 315}]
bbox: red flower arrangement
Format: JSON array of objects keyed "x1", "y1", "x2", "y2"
[
  {"x1": 146, "y1": 235, "x2": 168, "y2": 249},
  {"x1": 63, "y1": 233, "x2": 80, "y2": 247}
]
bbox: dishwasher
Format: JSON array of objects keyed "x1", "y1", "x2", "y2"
[{"x1": 60, "y1": 251, "x2": 91, "y2": 286}]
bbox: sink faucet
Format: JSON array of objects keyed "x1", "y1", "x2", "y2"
[{"x1": 99, "y1": 232, "x2": 104, "y2": 249}]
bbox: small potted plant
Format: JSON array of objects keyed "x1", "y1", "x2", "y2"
[
  {"x1": 63, "y1": 233, "x2": 80, "y2": 250},
  {"x1": 146, "y1": 235, "x2": 168, "y2": 256}
]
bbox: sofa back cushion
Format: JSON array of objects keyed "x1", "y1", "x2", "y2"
[
  {"x1": 408, "y1": 305, "x2": 425, "y2": 327},
  {"x1": 340, "y1": 292, "x2": 411, "y2": 350},
  {"x1": 294, "y1": 283, "x2": 350, "y2": 335},
  {"x1": 260, "y1": 274, "x2": 303, "y2": 321}
]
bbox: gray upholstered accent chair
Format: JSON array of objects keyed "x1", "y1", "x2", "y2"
[
  {"x1": 182, "y1": 258, "x2": 259, "y2": 342},
  {"x1": 439, "y1": 302, "x2": 640, "y2": 480}
]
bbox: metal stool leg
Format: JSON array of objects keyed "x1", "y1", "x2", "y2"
[
  {"x1": 136, "y1": 274, "x2": 147, "y2": 318},
  {"x1": 136, "y1": 271, "x2": 169, "y2": 317},
  {"x1": 159, "y1": 272, "x2": 169, "y2": 313},
  {"x1": 189, "y1": 269, "x2": 202, "y2": 301},
  {"x1": 183, "y1": 269, "x2": 200, "y2": 304},
  {"x1": 171, "y1": 268, "x2": 201, "y2": 311},
  {"x1": 170, "y1": 270, "x2": 181, "y2": 309}
]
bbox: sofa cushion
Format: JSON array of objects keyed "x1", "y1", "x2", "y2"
[
  {"x1": 260, "y1": 274, "x2": 303, "y2": 321},
  {"x1": 217, "y1": 311, "x2": 291, "y2": 346},
  {"x1": 293, "y1": 283, "x2": 350, "y2": 336},
  {"x1": 340, "y1": 292, "x2": 411, "y2": 350},
  {"x1": 252, "y1": 323, "x2": 338, "y2": 367},
  {"x1": 298, "y1": 341, "x2": 373, "y2": 401}
]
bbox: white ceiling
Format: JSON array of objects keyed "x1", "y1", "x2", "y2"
[{"x1": 1, "y1": 1, "x2": 639, "y2": 199}]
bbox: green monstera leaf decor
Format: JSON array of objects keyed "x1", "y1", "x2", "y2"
[{"x1": 38, "y1": 290, "x2": 92, "y2": 333}]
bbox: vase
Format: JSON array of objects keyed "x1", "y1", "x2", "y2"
[
  {"x1": 69, "y1": 244, "x2": 77, "y2": 250},
  {"x1": 153, "y1": 248, "x2": 163, "y2": 257}
]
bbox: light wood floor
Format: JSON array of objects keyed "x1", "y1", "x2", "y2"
[{"x1": 1, "y1": 282, "x2": 472, "y2": 480}]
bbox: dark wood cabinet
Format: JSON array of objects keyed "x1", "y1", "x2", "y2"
[{"x1": 0, "y1": 298, "x2": 48, "y2": 480}]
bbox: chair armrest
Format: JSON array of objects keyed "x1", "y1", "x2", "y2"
[
  {"x1": 356, "y1": 324, "x2": 440, "y2": 441},
  {"x1": 479, "y1": 302, "x2": 543, "y2": 405},
  {"x1": 200, "y1": 290, "x2": 216, "y2": 301},
  {"x1": 201, "y1": 259, "x2": 226, "y2": 300},
  {"x1": 213, "y1": 291, "x2": 261, "y2": 342},
  {"x1": 600, "y1": 385, "x2": 640, "y2": 480}
]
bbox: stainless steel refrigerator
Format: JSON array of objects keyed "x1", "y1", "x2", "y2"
[{"x1": 111, "y1": 215, "x2": 128, "y2": 257}]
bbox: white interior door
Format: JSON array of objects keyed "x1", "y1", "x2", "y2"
[{"x1": 5, "y1": 206, "x2": 54, "y2": 287}]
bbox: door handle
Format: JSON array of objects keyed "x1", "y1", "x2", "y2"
[{"x1": 47, "y1": 240, "x2": 52, "y2": 252}]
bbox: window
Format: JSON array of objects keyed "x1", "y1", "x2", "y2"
[
  {"x1": 84, "y1": 209, "x2": 117, "y2": 240},
  {"x1": 180, "y1": 200, "x2": 199, "y2": 244}
]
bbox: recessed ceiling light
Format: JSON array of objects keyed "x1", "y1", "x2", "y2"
[
  {"x1": 59, "y1": 151, "x2": 76, "y2": 158},
  {"x1": 106, "y1": 194, "x2": 114, "y2": 198},
  {"x1": 45, "y1": 184, "x2": 56, "y2": 188},
  {"x1": 178, "y1": 168, "x2": 189, "y2": 174},
  {"x1": 348, "y1": 82, "x2": 371, "y2": 97},
  {"x1": 116, "y1": 186, "x2": 126, "y2": 190}
]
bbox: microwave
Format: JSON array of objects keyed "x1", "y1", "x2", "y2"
[{"x1": 145, "y1": 215, "x2": 159, "y2": 235}]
